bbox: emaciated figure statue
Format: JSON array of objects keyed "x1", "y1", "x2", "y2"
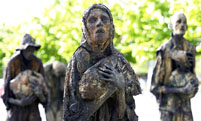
[
  {"x1": 63, "y1": 4, "x2": 141, "y2": 121},
  {"x1": 151, "y1": 12, "x2": 199, "y2": 121},
  {"x1": 2, "y1": 34, "x2": 47, "y2": 121},
  {"x1": 44, "y1": 61, "x2": 66, "y2": 121}
]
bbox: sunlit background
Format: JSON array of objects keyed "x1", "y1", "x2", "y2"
[
  {"x1": 0, "y1": 0, "x2": 54, "y2": 25},
  {"x1": 0, "y1": 0, "x2": 53, "y2": 120},
  {"x1": 0, "y1": 0, "x2": 201, "y2": 121}
]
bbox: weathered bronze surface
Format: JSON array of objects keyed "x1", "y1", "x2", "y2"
[
  {"x1": 151, "y1": 12, "x2": 199, "y2": 121},
  {"x1": 44, "y1": 61, "x2": 66, "y2": 121},
  {"x1": 63, "y1": 4, "x2": 141, "y2": 121},
  {"x1": 2, "y1": 34, "x2": 47, "y2": 121}
]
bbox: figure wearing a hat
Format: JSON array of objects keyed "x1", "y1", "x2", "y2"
[{"x1": 2, "y1": 34, "x2": 47, "y2": 121}]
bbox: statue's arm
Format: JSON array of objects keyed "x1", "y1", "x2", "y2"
[
  {"x1": 120, "y1": 57, "x2": 140, "y2": 119},
  {"x1": 182, "y1": 79, "x2": 198, "y2": 99},
  {"x1": 184, "y1": 47, "x2": 199, "y2": 98},
  {"x1": 2, "y1": 61, "x2": 14, "y2": 110},
  {"x1": 122, "y1": 59, "x2": 141, "y2": 96},
  {"x1": 63, "y1": 58, "x2": 81, "y2": 121},
  {"x1": 159, "y1": 80, "x2": 198, "y2": 96},
  {"x1": 151, "y1": 49, "x2": 198, "y2": 95},
  {"x1": 150, "y1": 50, "x2": 179, "y2": 96},
  {"x1": 150, "y1": 52, "x2": 164, "y2": 98},
  {"x1": 8, "y1": 95, "x2": 37, "y2": 107},
  {"x1": 151, "y1": 54, "x2": 187, "y2": 94}
]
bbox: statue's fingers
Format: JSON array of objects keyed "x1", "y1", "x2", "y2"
[
  {"x1": 195, "y1": 87, "x2": 199, "y2": 92},
  {"x1": 99, "y1": 77, "x2": 113, "y2": 83},
  {"x1": 26, "y1": 95, "x2": 36, "y2": 101},
  {"x1": 192, "y1": 82, "x2": 199, "y2": 87},
  {"x1": 98, "y1": 70, "x2": 113, "y2": 78},
  {"x1": 186, "y1": 51, "x2": 194, "y2": 56},
  {"x1": 186, "y1": 62, "x2": 192, "y2": 67},
  {"x1": 104, "y1": 63, "x2": 114, "y2": 70},
  {"x1": 187, "y1": 56, "x2": 194, "y2": 60},
  {"x1": 30, "y1": 83, "x2": 35, "y2": 88},
  {"x1": 33, "y1": 79, "x2": 40, "y2": 85},
  {"x1": 30, "y1": 80, "x2": 37, "y2": 84},
  {"x1": 30, "y1": 83, "x2": 37, "y2": 88},
  {"x1": 31, "y1": 80, "x2": 40, "y2": 86},
  {"x1": 99, "y1": 68, "x2": 113, "y2": 74}
]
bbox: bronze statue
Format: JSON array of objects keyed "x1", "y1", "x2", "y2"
[
  {"x1": 63, "y1": 4, "x2": 141, "y2": 121},
  {"x1": 151, "y1": 12, "x2": 199, "y2": 121},
  {"x1": 44, "y1": 61, "x2": 66, "y2": 121},
  {"x1": 2, "y1": 34, "x2": 47, "y2": 121}
]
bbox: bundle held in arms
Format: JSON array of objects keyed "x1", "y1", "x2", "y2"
[{"x1": 10, "y1": 70, "x2": 47, "y2": 102}]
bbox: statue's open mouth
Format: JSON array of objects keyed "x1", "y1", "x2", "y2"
[{"x1": 96, "y1": 29, "x2": 105, "y2": 33}]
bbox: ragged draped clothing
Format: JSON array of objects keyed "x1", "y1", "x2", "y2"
[
  {"x1": 151, "y1": 34, "x2": 198, "y2": 121},
  {"x1": 63, "y1": 41, "x2": 141, "y2": 121},
  {"x1": 44, "y1": 62, "x2": 66, "y2": 121},
  {"x1": 2, "y1": 51, "x2": 45, "y2": 121}
]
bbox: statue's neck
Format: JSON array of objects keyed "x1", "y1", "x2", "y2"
[
  {"x1": 89, "y1": 40, "x2": 110, "y2": 54},
  {"x1": 172, "y1": 33, "x2": 184, "y2": 49},
  {"x1": 174, "y1": 34, "x2": 183, "y2": 41}
]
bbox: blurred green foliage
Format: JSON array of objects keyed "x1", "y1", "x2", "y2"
[{"x1": 0, "y1": 0, "x2": 201, "y2": 78}]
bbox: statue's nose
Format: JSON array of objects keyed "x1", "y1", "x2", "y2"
[{"x1": 96, "y1": 19, "x2": 103, "y2": 27}]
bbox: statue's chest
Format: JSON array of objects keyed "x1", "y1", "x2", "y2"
[{"x1": 77, "y1": 54, "x2": 105, "y2": 75}]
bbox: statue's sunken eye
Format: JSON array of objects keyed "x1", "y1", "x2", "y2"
[
  {"x1": 177, "y1": 19, "x2": 181, "y2": 24},
  {"x1": 88, "y1": 16, "x2": 97, "y2": 23},
  {"x1": 101, "y1": 15, "x2": 109, "y2": 24}
]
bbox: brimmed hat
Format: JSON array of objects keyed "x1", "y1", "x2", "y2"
[{"x1": 16, "y1": 34, "x2": 41, "y2": 51}]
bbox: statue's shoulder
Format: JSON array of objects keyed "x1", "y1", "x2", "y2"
[
  {"x1": 112, "y1": 48, "x2": 125, "y2": 59},
  {"x1": 32, "y1": 55, "x2": 43, "y2": 65},
  {"x1": 73, "y1": 46, "x2": 90, "y2": 62},
  {"x1": 44, "y1": 62, "x2": 53, "y2": 73},
  {"x1": 185, "y1": 39, "x2": 196, "y2": 52},
  {"x1": 111, "y1": 48, "x2": 127, "y2": 64},
  {"x1": 66, "y1": 46, "x2": 91, "y2": 74},
  {"x1": 156, "y1": 39, "x2": 173, "y2": 54},
  {"x1": 7, "y1": 51, "x2": 21, "y2": 65},
  {"x1": 112, "y1": 48, "x2": 134, "y2": 70}
]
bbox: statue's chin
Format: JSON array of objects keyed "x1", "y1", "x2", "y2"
[
  {"x1": 95, "y1": 36, "x2": 107, "y2": 44},
  {"x1": 24, "y1": 56, "x2": 33, "y2": 61},
  {"x1": 174, "y1": 31, "x2": 186, "y2": 36}
]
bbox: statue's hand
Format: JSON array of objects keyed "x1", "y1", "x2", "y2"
[
  {"x1": 186, "y1": 51, "x2": 194, "y2": 67},
  {"x1": 182, "y1": 82, "x2": 195, "y2": 94},
  {"x1": 8, "y1": 95, "x2": 37, "y2": 106},
  {"x1": 158, "y1": 86, "x2": 167, "y2": 94},
  {"x1": 179, "y1": 81, "x2": 199, "y2": 99},
  {"x1": 30, "y1": 80, "x2": 46, "y2": 102},
  {"x1": 30, "y1": 80, "x2": 42, "y2": 96},
  {"x1": 98, "y1": 64, "x2": 125, "y2": 91}
]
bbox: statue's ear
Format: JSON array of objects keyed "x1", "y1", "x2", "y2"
[
  {"x1": 186, "y1": 25, "x2": 188, "y2": 30},
  {"x1": 168, "y1": 23, "x2": 173, "y2": 30}
]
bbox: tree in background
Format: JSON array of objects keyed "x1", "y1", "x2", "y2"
[{"x1": 0, "y1": 0, "x2": 201, "y2": 78}]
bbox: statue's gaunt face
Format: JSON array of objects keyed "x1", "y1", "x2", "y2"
[
  {"x1": 22, "y1": 46, "x2": 35, "y2": 60},
  {"x1": 172, "y1": 14, "x2": 187, "y2": 36},
  {"x1": 86, "y1": 8, "x2": 111, "y2": 46}
]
